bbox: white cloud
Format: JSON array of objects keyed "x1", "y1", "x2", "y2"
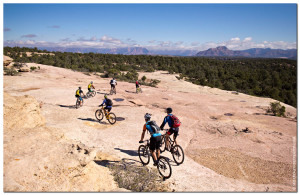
[
  {"x1": 231, "y1": 37, "x2": 240, "y2": 41},
  {"x1": 244, "y1": 37, "x2": 252, "y2": 42}
]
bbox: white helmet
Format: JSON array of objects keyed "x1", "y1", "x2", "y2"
[
  {"x1": 144, "y1": 113, "x2": 151, "y2": 120},
  {"x1": 91, "y1": 81, "x2": 93, "y2": 84}
]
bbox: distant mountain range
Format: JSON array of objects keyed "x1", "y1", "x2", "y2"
[
  {"x1": 195, "y1": 46, "x2": 297, "y2": 59},
  {"x1": 16, "y1": 46, "x2": 297, "y2": 59}
]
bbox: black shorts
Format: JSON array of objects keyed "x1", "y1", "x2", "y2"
[
  {"x1": 150, "y1": 135, "x2": 162, "y2": 151},
  {"x1": 104, "y1": 106, "x2": 112, "y2": 112},
  {"x1": 167, "y1": 127, "x2": 179, "y2": 140},
  {"x1": 136, "y1": 84, "x2": 139, "y2": 88},
  {"x1": 111, "y1": 84, "x2": 115, "y2": 89}
]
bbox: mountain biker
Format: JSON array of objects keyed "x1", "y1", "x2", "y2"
[
  {"x1": 99, "y1": 94, "x2": 113, "y2": 114},
  {"x1": 160, "y1": 107, "x2": 179, "y2": 150},
  {"x1": 88, "y1": 81, "x2": 95, "y2": 92},
  {"x1": 75, "y1": 87, "x2": 85, "y2": 106},
  {"x1": 110, "y1": 78, "x2": 117, "y2": 92},
  {"x1": 136, "y1": 80, "x2": 141, "y2": 91},
  {"x1": 139, "y1": 113, "x2": 162, "y2": 166}
]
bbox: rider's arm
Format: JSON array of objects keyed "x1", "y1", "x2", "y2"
[
  {"x1": 100, "y1": 99, "x2": 106, "y2": 106},
  {"x1": 140, "y1": 124, "x2": 147, "y2": 142},
  {"x1": 160, "y1": 116, "x2": 167, "y2": 130}
]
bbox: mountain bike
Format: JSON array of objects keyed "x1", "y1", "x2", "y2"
[
  {"x1": 110, "y1": 86, "x2": 116, "y2": 95},
  {"x1": 95, "y1": 106, "x2": 116, "y2": 124},
  {"x1": 86, "y1": 89, "x2": 96, "y2": 98},
  {"x1": 75, "y1": 97, "x2": 83, "y2": 109},
  {"x1": 138, "y1": 139, "x2": 172, "y2": 180},
  {"x1": 160, "y1": 129, "x2": 185, "y2": 165},
  {"x1": 136, "y1": 87, "x2": 143, "y2": 94}
]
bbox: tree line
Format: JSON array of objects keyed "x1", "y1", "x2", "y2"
[{"x1": 4, "y1": 46, "x2": 297, "y2": 107}]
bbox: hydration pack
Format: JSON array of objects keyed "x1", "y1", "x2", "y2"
[
  {"x1": 170, "y1": 115, "x2": 181, "y2": 127},
  {"x1": 106, "y1": 99, "x2": 113, "y2": 106},
  {"x1": 147, "y1": 121, "x2": 160, "y2": 135}
]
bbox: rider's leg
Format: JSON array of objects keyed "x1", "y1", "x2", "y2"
[
  {"x1": 173, "y1": 128, "x2": 179, "y2": 145},
  {"x1": 165, "y1": 133, "x2": 170, "y2": 150}
]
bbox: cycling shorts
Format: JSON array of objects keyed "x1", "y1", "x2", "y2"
[
  {"x1": 104, "y1": 106, "x2": 112, "y2": 112},
  {"x1": 167, "y1": 127, "x2": 179, "y2": 140},
  {"x1": 150, "y1": 135, "x2": 162, "y2": 151},
  {"x1": 88, "y1": 88, "x2": 93, "y2": 92},
  {"x1": 111, "y1": 84, "x2": 116, "y2": 89}
]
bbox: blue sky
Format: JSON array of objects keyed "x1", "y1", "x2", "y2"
[{"x1": 3, "y1": 3, "x2": 297, "y2": 51}]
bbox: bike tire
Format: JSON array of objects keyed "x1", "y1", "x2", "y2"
[
  {"x1": 76, "y1": 99, "x2": 80, "y2": 109},
  {"x1": 157, "y1": 156, "x2": 172, "y2": 179},
  {"x1": 107, "y1": 112, "x2": 116, "y2": 125},
  {"x1": 86, "y1": 92, "x2": 91, "y2": 98},
  {"x1": 138, "y1": 145, "x2": 150, "y2": 165},
  {"x1": 95, "y1": 109, "x2": 104, "y2": 121},
  {"x1": 172, "y1": 145, "x2": 185, "y2": 165},
  {"x1": 92, "y1": 91, "x2": 96, "y2": 97},
  {"x1": 160, "y1": 135, "x2": 166, "y2": 153}
]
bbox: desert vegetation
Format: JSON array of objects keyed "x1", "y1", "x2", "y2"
[{"x1": 4, "y1": 46, "x2": 297, "y2": 107}]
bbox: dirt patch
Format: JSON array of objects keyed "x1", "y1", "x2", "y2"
[{"x1": 189, "y1": 147, "x2": 293, "y2": 186}]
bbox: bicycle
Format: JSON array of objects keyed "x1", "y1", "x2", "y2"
[
  {"x1": 86, "y1": 90, "x2": 96, "y2": 98},
  {"x1": 75, "y1": 97, "x2": 83, "y2": 109},
  {"x1": 138, "y1": 140, "x2": 172, "y2": 180},
  {"x1": 110, "y1": 86, "x2": 116, "y2": 95},
  {"x1": 160, "y1": 129, "x2": 185, "y2": 165},
  {"x1": 136, "y1": 87, "x2": 143, "y2": 94},
  {"x1": 95, "y1": 105, "x2": 116, "y2": 125}
]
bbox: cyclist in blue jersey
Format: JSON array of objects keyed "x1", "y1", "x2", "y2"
[
  {"x1": 160, "y1": 107, "x2": 179, "y2": 150},
  {"x1": 99, "y1": 95, "x2": 113, "y2": 114},
  {"x1": 139, "y1": 113, "x2": 162, "y2": 166}
]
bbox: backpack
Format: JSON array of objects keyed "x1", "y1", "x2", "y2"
[
  {"x1": 147, "y1": 121, "x2": 160, "y2": 134},
  {"x1": 170, "y1": 115, "x2": 181, "y2": 127},
  {"x1": 106, "y1": 98, "x2": 113, "y2": 106}
]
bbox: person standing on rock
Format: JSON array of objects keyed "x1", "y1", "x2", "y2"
[
  {"x1": 139, "y1": 113, "x2": 162, "y2": 166},
  {"x1": 160, "y1": 107, "x2": 181, "y2": 150}
]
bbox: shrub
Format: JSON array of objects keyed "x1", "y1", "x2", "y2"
[
  {"x1": 141, "y1": 75, "x2": 147, "y2": 82},
  {"x1": 108, "y1": 160, "x2": 169, "y2": 192},
  {"x1": 4, "y1": 67, "x2": 19, "y2": 76},
  {"x1": 267, "y1": 101, "x2": 286, "y2": 117},
  {"x1": 30, "y1": 66, "x2": 37, "y2": 71}
]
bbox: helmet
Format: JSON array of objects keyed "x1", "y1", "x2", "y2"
[
  {"x1": 144, "y1": 113, "x2": 151, "y2": 120},
  {"x1": 79, "y1": 87, "x2": 81, "y2": 89},
  {"x1": 113, "y1": 78, "x2": 115, "y2": 80},
  {"x1": 91, "y1": 81, "x2": 93, "y2": 84},
  {"x1": 166, "y1": 107, "x2": 172, "y2": 113},
  {"x1": 104, "y1": 94, "x2": 107, "y2": 99}
]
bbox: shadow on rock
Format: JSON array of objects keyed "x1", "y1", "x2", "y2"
[
  {"x1": 59, "y1": 104, "x2": 76, "y2": 109},
  {"x1": 113, "y1": 98, "x2": 125, "y2": 102},
  {"x1": 115, "y1": 148, "x2": 139, "y2": 157},
  {"x1": 125, "y1": 90, "x2": 136, "y2": 94},
  {"x1": 78, "y1": 118, "x2": 99, "y2": 122},
  {"x1": 116, "y1": 117, "x2": 125, "y2": 121}
]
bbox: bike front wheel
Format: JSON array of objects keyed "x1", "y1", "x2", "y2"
[
  {"x1": 160, "y1": 135, "x2": 166, "y2": 153},
  {"x1": 107, "y1": 112, "x2": 116, "y2": 124},
  {"x1": 92, "y1": 91, "x2": 96, "y2": 97},
  {"x1": 172, "y1": 145, "x2": 185, "y2": 165},
  {"x1": 95, "y1": 109, "x2": 104, "y2": 121},
  {"x1": 157, "y1": 156, "x2": 172, "y2": 179},
  {"x1": 138, "y1": 145, "x2": 150, "y2": 165},
  {"x1": 76, "y1": 99, "x2": 80, "y2": 109}
]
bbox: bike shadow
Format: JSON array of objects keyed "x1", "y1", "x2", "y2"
[
  {"x1": 125, "y1": 90, "x2": 136, "y2": 94},
  {"x1": 78, "y1": 118, "x2": 99, "y2": 122},
  {"x1": 159, "y1": 154, "x2": 180, "y2": 167},
  {"x1": 116, "y1": 117, "x2": 125, "y2": 121},
  {"x1": 114, "y1": 148, "x2": 139, "y2": 157},
  {"x1": 59, "y1": 105, "x2": 76, "y2": 109}
]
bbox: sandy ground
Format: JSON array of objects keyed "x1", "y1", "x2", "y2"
[{"x1": 3, "y1": 63, "x2": 297, "y2": 192}]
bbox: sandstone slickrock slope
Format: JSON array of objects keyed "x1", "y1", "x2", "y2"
[{"x1": 3, "y1": 62, "x2": 297, "y2": 192}]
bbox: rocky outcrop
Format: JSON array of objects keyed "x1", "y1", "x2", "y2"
[{"x1": 4, "y1": 56, "x2": 13, "y2": 66}]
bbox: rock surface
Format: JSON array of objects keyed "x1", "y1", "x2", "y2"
[{"x1": 3, "y1": 63, "x2": 297, "y2": 192}]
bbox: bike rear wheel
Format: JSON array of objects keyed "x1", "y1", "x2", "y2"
[
  {"x1": 172, "y1": 145, "x2": 185, "y2": 165},
  {"x1": 107, "y1": 112, "x2": 116, "y2": 124},
  {"x1": 86, "y1": 92, "x2": 91, "y2": 98},
  {"x1": 157, "y1": 156, "x2": 172, "y2": 179},
  {"x1": 95, "y1": 109, "x2": 104, "y2": 121},
  {"x1": 138, "y1": 145, "x2": 150, "y2": 165}
]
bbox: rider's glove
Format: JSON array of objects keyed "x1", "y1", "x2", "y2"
[{"x1": 139, "y1": 141, "x2": 143, "y2": 143}]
